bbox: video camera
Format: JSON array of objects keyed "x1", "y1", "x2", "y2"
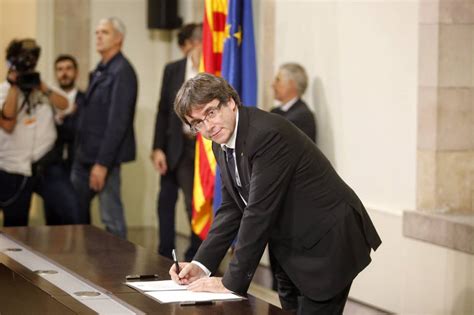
[{"x1": 6, "y1": 39, "x2": 41, "y2": 92}]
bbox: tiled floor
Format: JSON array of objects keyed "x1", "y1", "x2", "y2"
[{"x1": 128, "y1": 226, "x2": 390, "y2": 315}]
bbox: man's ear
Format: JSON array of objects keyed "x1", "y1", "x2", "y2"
[
  {"x1": 184, "y1": 115, "x2": 192, "y2": 126},
  {"x1": 229, "y1": 98, "x2": 237, "y2": 111}
]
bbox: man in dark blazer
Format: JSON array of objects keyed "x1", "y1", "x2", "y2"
[
  {"x1": 170, "y1": 74, "x2": 381, "y2": 315},
  {"x1": 41, "y1": 54, "x2": 85, "y2": 225},
  {"x1": 71, "y1": 17, "x2": 138, "y2": 238},
  {"x1": 151, "y1": 23, "x2": 202, "y2": 261},
  {"x1": 271, "y1": 63, "x2": 316, "y2": 143}
]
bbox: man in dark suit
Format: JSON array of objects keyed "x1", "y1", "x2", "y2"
[
  {"x1": 53, "y1": 55, "x2": 86, "y2": 172},
  {"x1": 71, "y1": 17, "x2": 138, "y2": 238},
  {"x1": 151, "y1": 23, "x2": 202, "y2": 261},
  {"x1": 41, "y1": 54, "x2": 85, "y2": 225},
  {"x1": 271, "y1": 63, "x2": 316, "y2": 143},
  {"x1": 170, "y1": 74, "x2": 381, "y2": 315}
]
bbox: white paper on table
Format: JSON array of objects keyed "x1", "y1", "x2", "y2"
[
  {"x1": 125, "y1": 280, "x2": 187, "y2": 292},
  {"x1": 145, "y1": 290, "x2": 243, "y2": 304}
]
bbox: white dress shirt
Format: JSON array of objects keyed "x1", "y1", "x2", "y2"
[{"x1": 0, "y1": 82, "x2": 68, "y2": 176}]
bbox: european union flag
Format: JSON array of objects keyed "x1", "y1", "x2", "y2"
[
  {"x1": 213, "y1": 0, "x2": 257, "y2": 211},
  {"x1": 222, "y1": 0, "x2": 257, "y2": 106}
]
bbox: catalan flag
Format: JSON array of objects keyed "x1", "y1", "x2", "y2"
[
  {"x1": 192, "y1": 0, "x2": 257, "y2": 240},
  {"x1": 192, "y1": 0, "x2": 227, "y2": 240}
]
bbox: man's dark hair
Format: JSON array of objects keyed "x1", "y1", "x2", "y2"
[
  {"x1": 174, "y1": 73, "x2": 241, "y2": 123},
  {"x1": 54, "y1": 54, "x2": 78, "y2": 69},
  {"x1": 177, "y1": 23, "x2": 197, "y2": 47}
]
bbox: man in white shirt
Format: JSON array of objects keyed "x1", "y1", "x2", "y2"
[{"x1": 0, "y1": 38, "x2": 72, "y2": 226}]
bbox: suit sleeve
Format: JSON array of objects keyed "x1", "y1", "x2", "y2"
[
  {"x1": 193, "y1": 182, "x2": 243, "y2": 274},
  {"x1": 152, "y1": 64, "x2": 172, "y2": 151},
  {"x1": 222, "y1": 129, "x2": 297, "y2": 295},
  {"x1": 96, "y1": 63, "x2": 138, "y2": 167},
  {"x1": 59, "y1": 92, "x2": 84, "y2": 142}
]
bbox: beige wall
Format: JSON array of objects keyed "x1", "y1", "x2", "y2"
[
  {"x1": 355, "y1": 209, "x2": 473, "y2": 314},
  {"x1": 0, "y1": 0, "x2": 37, "y2": 78},
  {"x1": 274, "y1": 0, "x2": 418, "y2": 215}
]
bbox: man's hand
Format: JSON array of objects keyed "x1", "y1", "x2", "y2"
[
  {"x1": 6, "y1": 69, "x2": 18, "y2": 84},
  {"x1": 89, "y1": 164, "x2": 108, "y2": 192},
  {"x1": 39, "y1": 82, "x2": 68, "y2": 110},
  {"x1": 151, "y1": 149, "x2": 168, "y2": 175},
  {"x1": 187, "y1": 277, "x2": 231, "y2": 293},
  {"x1": 169, "y1": 262, "x2": 206, "y2": 285}
]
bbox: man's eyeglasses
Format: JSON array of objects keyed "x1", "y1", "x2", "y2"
[{"x1": 189, "y1": 102, "x2": 224, "y2": 134}]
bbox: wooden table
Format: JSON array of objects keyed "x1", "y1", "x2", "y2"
[{"x1": 0, "y1": 225, "x2": 290, "y2": 314}]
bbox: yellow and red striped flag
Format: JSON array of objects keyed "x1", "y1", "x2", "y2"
[{"x1": 191, "y1": 0, "x2": 227, "y2": 240}]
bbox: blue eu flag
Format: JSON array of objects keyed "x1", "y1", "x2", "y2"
[
  {"x1": 222, "y1": 0, "x2": 257, "y2": 107},
  {"x1": 213, "y1": 0, "x2": 257, "y2": 211}
]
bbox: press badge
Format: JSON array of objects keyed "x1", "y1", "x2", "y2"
[{"x1": 23, "y1": 116, "x2": 37, "y2": 128}]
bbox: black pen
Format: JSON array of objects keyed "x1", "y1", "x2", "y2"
[
  {"x1": 180, "y1": 301, "x2": 214, "y2": 306},
  {"x1": 125, "y1": 274, "x2": 159, "y2": 281},
  {"x1": 172, "y1": 249, "x2": 180, "y2": 276}
]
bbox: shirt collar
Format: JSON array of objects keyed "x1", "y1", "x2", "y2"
[
  {"x1": 221, "y1": 109, "x2": 239, "y2": 150},
  {"x1": 97, "y1": 51, "x2": 122, "y2": 71},
  {"x1": 66, "y1": 87, "x2": 78, "y2": 100},
  {"x1": 279, "y1": 97, "x2": 298, "y2": 112},
  {"x1": 185, "y1": 55, "x2": 199, "y2": 81}
]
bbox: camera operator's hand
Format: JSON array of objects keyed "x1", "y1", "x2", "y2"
[
  {"x1": 89, "y1": 163, "x2": 108, "y2": 192},
  {"x1": 0, "y1": 73, "x2": 20, "y2": 132},
  {"x1": 6, "y1": 69, "x2": 18, "y2": 85}
]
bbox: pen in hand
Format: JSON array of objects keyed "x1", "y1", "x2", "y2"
[{"x1": 172, "y1": 249, "x2": 181, "y2": 279}]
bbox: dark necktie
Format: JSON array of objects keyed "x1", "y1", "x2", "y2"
[
  {"x1": 225, "y1": 146, "x2": 237, "y2": 186},
  {"x1": 271, "y1": 107, "x2": 285, "y2": 115},
  {"x1": 225, "y1": 147, "x2": 248, "y2": 203}
]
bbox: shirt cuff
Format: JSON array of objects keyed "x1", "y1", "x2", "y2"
[{"x1": 191, "y1": 260, "x2": 211, "y2": 277}]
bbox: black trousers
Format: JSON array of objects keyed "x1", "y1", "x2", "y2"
[
  {"x1": 157, "y1": 140, "x2": 201, "y2": 261},
  {"x1": 270, "y1": 250, "x2": 352, "y2": 315},
  {"x1": 0, "y1": 164, "x2": 81, "y2": 227}
]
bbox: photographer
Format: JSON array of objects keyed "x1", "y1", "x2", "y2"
[{"x1": 0, "y1": 38, "x2": 77, "y2": 227}]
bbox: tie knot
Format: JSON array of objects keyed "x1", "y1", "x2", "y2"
[{"x1": 225, "y1": 146, "x2": 234, "y2": 154}]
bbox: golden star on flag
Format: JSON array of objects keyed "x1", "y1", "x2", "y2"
[
  {"x1": 233, "y1": 25, "x2": 242, "y2": 45},
  {"x1": 225, "y1": 24, "x2": 231, "y2": 39}
]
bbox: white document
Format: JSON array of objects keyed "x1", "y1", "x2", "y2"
[
  {"x1": 145, "y1": 290, "x2": 243, "y2": 304},
  {"x1": 125, "y1": 280, "x2": 187, "y2": 292},
  {"x1": 126, "y1": 280, "x2": 243, "y2": 304}
]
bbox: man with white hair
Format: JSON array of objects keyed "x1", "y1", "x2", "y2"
[
  {"x1": 272, "y1": 63, "x2": 316, "y2": 143},
  {"x1": 72, "y1": 17, "x2": 138, "y2": 238}
]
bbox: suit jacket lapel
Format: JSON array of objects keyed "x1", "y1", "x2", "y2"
[
  {"x1": 85, "y1": 69, "x2": 107, "y2": 101},
  {"x1": 177, "y1": 58, "x2": 186, "y2": 83},
  {"x1": 235, "y1": 107, "x2": 251, "y2": 197}
]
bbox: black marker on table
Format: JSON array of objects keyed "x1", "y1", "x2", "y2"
[
  {"x1": 125, "y1": 274, "x2": 159, "y2": 281},
  {"x1": 180, "y1": 301, "x2": 215, "y2": 306},
  {"x1": 172, "y1": 249, "x2": 180, "y2": 277}
]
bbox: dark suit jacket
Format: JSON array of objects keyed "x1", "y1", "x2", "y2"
[
  {"x1": 51, "y1": 90, "x2": 85, "y2": 169},
  {"x1": 152, "y1": 58, "x2": 192, "y2": 171},
  {"x1": 76, "y1": 52, "x2": 138, "y2": 167},
  {"x1": 194, "y1": 106, "x2": 381, "y2": 301},
  {"x1": 271, "y1": 98, "x2": 317, "y2": 143}
]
